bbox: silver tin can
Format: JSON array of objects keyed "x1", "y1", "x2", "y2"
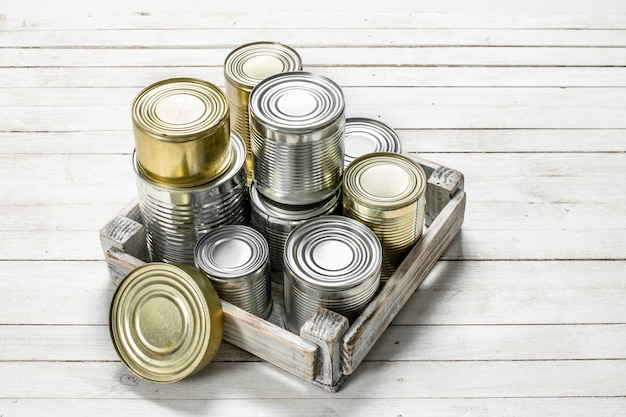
[
  {"x1": 282, "y1": 215, "x2": 381, "y2": 334},
  {"x1": 344, "y1": 117, "x2": 402, "y2": 167},
  {"x1": 249, "y1": 71, "x2": 345, "y2": 205},
  {"x1": 134, "y1": 134, "x2": 248, "y2": 265},
  {"x1": 249, "y1": 182, "x2": 340, "y2": 280},
  {"x1": 195, "y1": 225, "x2": 272, "y2": 319}
]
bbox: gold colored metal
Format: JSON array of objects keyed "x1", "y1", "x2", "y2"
[
  {"x1": 109, "y1": 263, "x2": 223, "y2": 383},
  {"x1": 132, "y1": 78, "x2": 231, "y2": 186}
]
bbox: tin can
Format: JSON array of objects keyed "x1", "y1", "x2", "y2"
[
  {"x1": 132, "y1": 77, "x2": 232, "y2": 186},
  {"x1": 249, "y1": 182, "x2": 340, "y2": 280},
  {"x1": 109, "y1": 262, "x2": 223, "y2": 383},
  {"x1": 249, "y1": 71, "x2": 345, "y2": 205},
  {"x1": 342, "y1": 152, "x2": 427, "y2": 280},
  {"x1": 344, "y1": 117, "x2": 402, "y2": 167},
  {"x1": 195, "y1": 225, "x2": 273, "y2": 319},
  {"x1": 134, "y1": 134, "x2": 247, "y2": 265},
  {"x1": 282, "y1": 215, "x2": 381, "y2": 334},
  {"x1": 224, "y1": 42, "x2": 302, "y2": 183}
]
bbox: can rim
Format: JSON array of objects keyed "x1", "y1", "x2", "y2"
[{"x1": 344, "y1": 117, "x2": 402, "y2": 166}]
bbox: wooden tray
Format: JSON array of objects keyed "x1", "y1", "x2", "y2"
[{"x1": 99, "y1": 154, "x2": 465, "y2": 392}]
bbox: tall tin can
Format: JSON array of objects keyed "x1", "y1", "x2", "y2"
[
  {"x1": 282, "y1": 215, "x2": 381, "y2": 334},
  {"x1": 224, "y1": 42, "x2": 302, "y2": 183},
  {"x1": 342, "y1": 152, "x2": 427, "y2": 280},
  {"x1": 249, "y1": 71, "x2": 345, "y2": 205},
  {"x1": 134, "y1": 134, "x2": 248, "y2": 265},
  {"x1": 132, "y1": 77, "x2": 232, "y2": 186},
  {"x1": 195, "y1": 225, "x2": 273, "y2": 319},
  {"x1": 344, "y1": 117, "x2": 402, "y2": 167}
]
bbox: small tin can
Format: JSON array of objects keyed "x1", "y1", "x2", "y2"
[
  {"x1": 224, "y1": 42, "x2": 302, "y2": 183},
  {"x1": 195, "y1": 225, "x2": 273, "y2": 319},
  {"x1": 249, "y1": 182, "x2": 340, "y2": 280},
  {"x1": 135, "y1": 134, "x2": 248, "y2": 265},
  {"x1": 132, "y1": 77, "x2": 231, "y2": 186},
  {"x1": 109, "y1": 262, "x2": 223, "y2": 383},
  {"x1": 283, "y1": 215, "x2": 381, "y2": 334},
  {"x1": 249, "y1": 71, "x2": 345, "y2": 205},
  {"x1": 344, "y1": 117, "x2": 402, "y2": 167},
  {"x1": 342, "y1": 152, "x2": 427, "y2": 280}
]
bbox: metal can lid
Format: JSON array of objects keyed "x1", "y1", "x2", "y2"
[
  {"x1": 109, "y1": 263, "x2": 223, "y2": 383},
  {"x1": 224, "y1": 42, "x2": 302, "y2": 92},
  {"x1": 132, "y1": 77, "x2": 229, "y2": 143},
  {"x1": 195, "y1": 225, "x2": 269, "y2": 281},
  {"x1": 343, "y1": 152, "x2": 427, "y2": 209},
  {"x1": 344, "y1": 118, "x2": 402, "y2": 166},
  {"x1": 249, "y1": 71, "x2": 345, "y2": 134},
  {"x1": 284, "y1": 215, "x2": 382, "y2": 291}
]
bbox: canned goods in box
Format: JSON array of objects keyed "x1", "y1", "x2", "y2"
[
  {"x1": 224, "y1": 42, "x2": 302, "y2": 182},
  {"x1": 344, "y1": 117, "x2": 402, "y2": 167},
  {"x1": 132, "y1": 77, "x2": 231, "y2": 186},
  {"x1": 342, "y1": 152, "x2": 427, "y2": 280},
  {"x1": 195, "y1": 225, "x2": 273, "y2": 319},
  {"x1": 109, "y1": 263, "x2": 223, "y2": 383},
  {"x1": 283, "y1": 215, "x2": 381, "y2": 334},
  {"x1": 249, "y1": 71, "x2": 345, "y2": 205}
]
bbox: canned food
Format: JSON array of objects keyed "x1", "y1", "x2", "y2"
[
  {"x1": 283, "y1": 215, "x2": 381, "y2": 334},
  {"x1": 344, "y1": 117, "x2": 402, "y2": 166},
  {"x1": 132, "y1": 77, "x2": 231, "y2": 186},
  {"x1": 249, "y1": 71, "x2": 345, "y2": 205},
  {"x1": 249, "y1": 182, "x2": 340, "y2": 280},
  {"x1": 342, "y1": 152, "x2": 427, "y2": 280},
  {"x1": 195, "y1": 225, "x2": 273, "y2": 319},
  {"x1": 109, "y1": 262, "x2": 223, "y2": 383},
  {"x1": 224, "y1": 42, "x2": 302, "y2": 183},
  {"x1": 135, "y1": 134, "x2": 248, "y2": 265}
]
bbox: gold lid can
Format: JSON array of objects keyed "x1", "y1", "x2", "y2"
[
  {"x1": 109, "y1": 263, "x2": 223, "y2": 383},
  {"x1": 132, "y1": 78, "x2": 232, "y2": 186}
]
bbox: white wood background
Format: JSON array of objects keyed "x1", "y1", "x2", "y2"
[{"x1": 1, "y1": 1, "x2": 625, "y2": 416}]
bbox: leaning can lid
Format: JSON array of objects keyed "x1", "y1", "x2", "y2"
[{"x1": 344, "y1": 118, "x2": 402, "y2": 166}]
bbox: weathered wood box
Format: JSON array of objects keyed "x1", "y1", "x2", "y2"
[{"x1": 99, "y1": 154, "x2": 465, "y2": 392}]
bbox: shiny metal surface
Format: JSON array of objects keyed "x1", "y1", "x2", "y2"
[
  {"x1": 195, "y1": 225, "x2": 272, "y2": 319},
  {"x1": 249, "y1": 71, "x2": 345, "y2": 205},
  {"x1": 109, "y1": 262, "x2": 223, "y2": 383},
  {"x1": 344, "y1": 118, "x2": 402, "y2": 166}
]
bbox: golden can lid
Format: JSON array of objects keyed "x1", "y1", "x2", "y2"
[{"x1": 109, "y1": 263, "x2": 223, "y2": 383}]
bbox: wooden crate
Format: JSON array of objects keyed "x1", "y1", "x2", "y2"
[{"x1": 99, "y1": 154, "x2": 465, "y2": 392}]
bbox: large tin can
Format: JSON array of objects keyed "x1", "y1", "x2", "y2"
[
  {"x1": 109, "y1": 262, "x2": 223, "y2": 383},
  {"x1": 224, "y1": 42, "x2": 302, "y2": 183},
  {"x1": 344, "y1": 117, "x2": 402, "y2": 167},
  {"x1": 282, "y1": 215, "x2": 381, "y2": 334},
  {"x1": 249, "y1": 71, "x2": 345, "y2": 205},
  {"x1": 342, "y1": 152, "x2": 427, "y2": 280},
  {"x1": 249, "y1": 182, "x2": 340, "y2": 280},
  {"x1": 132, "y1": 77, "x2": 232, "y2": 186},
  {"x1": 134, "y1": 134, "x2": 247, "y2": 265},
  {"x1": 195, "y1": 225, "x2": 273, "y2": 319}
]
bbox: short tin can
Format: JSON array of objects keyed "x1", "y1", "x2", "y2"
[
  {"x1": 342, "y1": 152, "x2": 427, "y2": 280},
  {"x1": 132, "y1": 77, "x2": 232, "y2": 186},
  {"x1": 249, "y1": 71, "x2": 345, "y2": 205},
  {"x1": 134, "y1": 134, "x2": 247, "y2": 265},
  {"x1": 282, "y1": 215, "x2": 382, "y2": 334},
  {"x1": 224, "y1": 42, "x2": 302, "y2": 183},
  {"x1": 249, "y1": 182, "x2": 340, "y2": 280},
  {"x1": 344, "y1": 117, "x2": 402, "y2": 167},
  {"x1": 109, "y1": 262, "x2": 223, "y2": 383},
  {"x1": 195, "y1": 225, "x2": 273, "y2": 319}
]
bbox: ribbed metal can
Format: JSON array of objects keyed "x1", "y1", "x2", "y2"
[
  {"x1": 249, "y1": 182, "x2": 340, "y2": 280},
  {"x1": 109, "y1": 262, "x2": 223, "y2": 383},
  {"x1": 283, "y1": 215, "x2": 381, "y2": 334},
  {"x1": 224, "y1": 42, "x2": 302, "y2": 183},
  {"x1": 134, "y1": 134, "x2": 248, "y2": 265},
  {"x1": 342, "y1": 152, "x2": 427, "y2": 280},
  {"x1": 249, "y1": 71, "x2": 345, "y2": 205},
  {"x1": 194, "y1": 225, "x2": 273, "y2": 319},
  {"x1": 132, "y1": 77, "x2": 232, "y2": 186},
  {"x1": 344, "y1": 117, "x2": 402, "y2": 167}
]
